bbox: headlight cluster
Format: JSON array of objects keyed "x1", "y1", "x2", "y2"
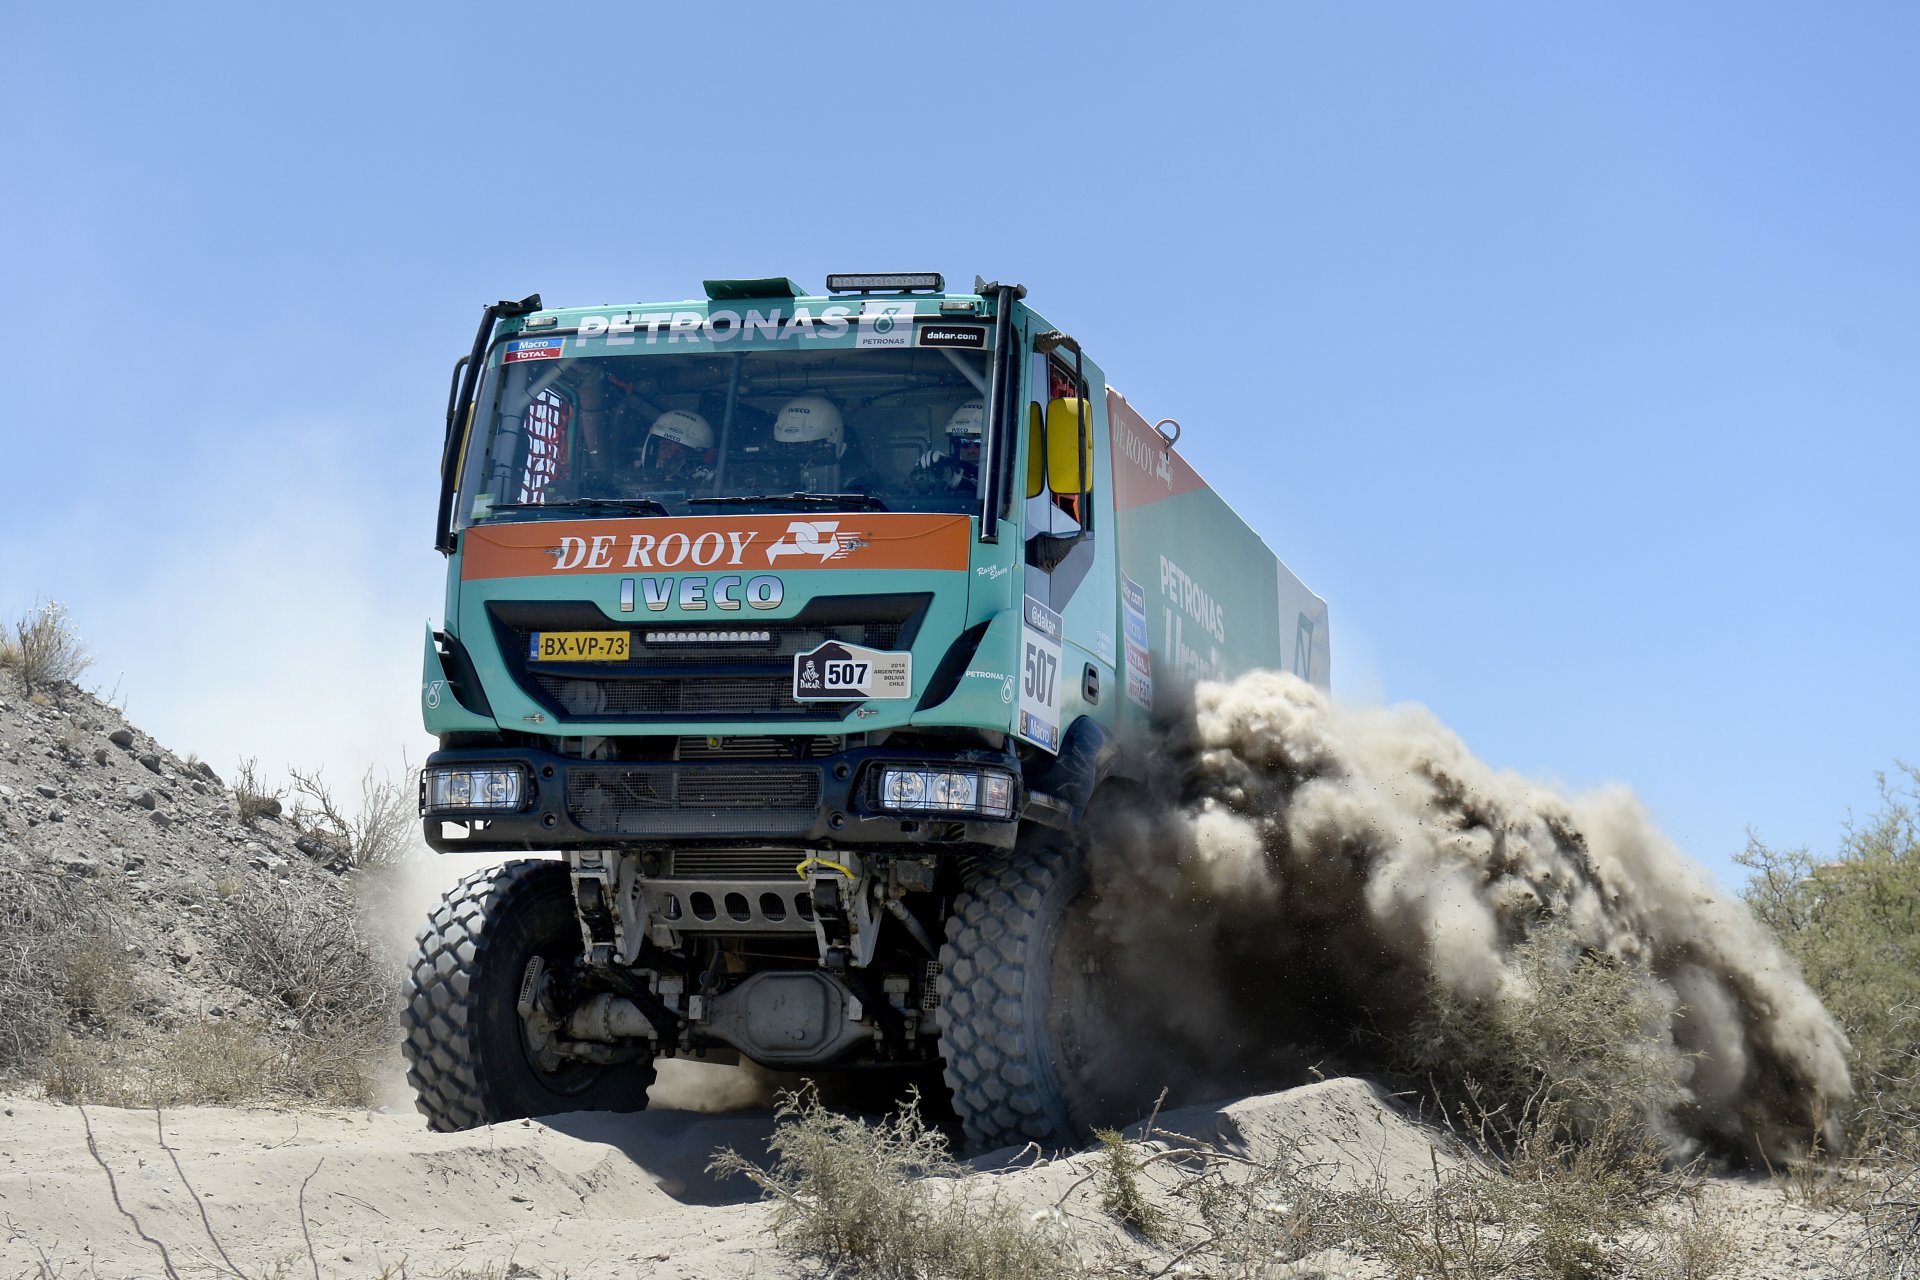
[
  {"x1": 422, "y1": 764, "x2": 529, "y2": 813},
  {"x1": 877, "y1": 766, "x2": 1016, "y2": 820}
]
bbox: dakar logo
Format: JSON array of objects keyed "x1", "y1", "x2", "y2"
[{"x1": 766, "y1": 520, "x2": 850, "y2": 564}]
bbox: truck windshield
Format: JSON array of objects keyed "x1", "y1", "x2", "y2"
[{"x1": 457, "y1": 346, "x2": 990, "y2": 527}]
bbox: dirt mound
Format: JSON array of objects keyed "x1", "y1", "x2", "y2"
[{"x1": 0, "y1": 682, "x2": 391, "y2": 1102}]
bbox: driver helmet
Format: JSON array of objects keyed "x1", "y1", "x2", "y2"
[
  {"x1": 639, "y1": 409, "x2": 715, "y2": 474},
  {"x1": 773, "y1": 395, "x2": 845, "y2": 457},
  {"x1": 941, "y1": 399, "x2": 984, "y2": 465}
]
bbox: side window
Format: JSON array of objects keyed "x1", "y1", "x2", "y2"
[{"x1": 1025, "y1": 354, "x2": 1094, "y2": 541}]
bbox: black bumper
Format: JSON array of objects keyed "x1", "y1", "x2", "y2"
[{"x1": 420, "y1": 743, "x2": 1023, "y2": 853}]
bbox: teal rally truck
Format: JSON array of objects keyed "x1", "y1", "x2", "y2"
[{"x1": 408, "y1": 273, "x2": 1330, "y2": 1149}]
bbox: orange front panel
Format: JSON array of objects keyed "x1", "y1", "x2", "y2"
[{"x1": 461, "y1": 513, "x2": 973, "y2": 580}]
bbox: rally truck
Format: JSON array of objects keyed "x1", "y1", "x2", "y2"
[{"x1": 407, "y1": 273, "x2": 1330, "y2": 1148}]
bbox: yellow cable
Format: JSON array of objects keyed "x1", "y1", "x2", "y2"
[{"x1": 794, "y1": 856, "x2": 854, "y2": 881}]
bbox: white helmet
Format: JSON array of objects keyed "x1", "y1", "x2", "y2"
[
  {"x1": 944, "y1": 398, "x2": 985, "y2": 442},
  {"x1": 773, "y1": 395, "x2": 845, "y2": 456},
  {"x1": 641, "y1": 409, "x2": 714, "y2": 469}
]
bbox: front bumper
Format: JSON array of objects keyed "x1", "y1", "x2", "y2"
[{"x1": 420, "y1": 743, "x2": 1023, "y2": 853}]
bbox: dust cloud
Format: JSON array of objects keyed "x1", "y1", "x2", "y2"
[{"x1": 1074, "y1": 671, "x2": 1851, "y2": 1161}]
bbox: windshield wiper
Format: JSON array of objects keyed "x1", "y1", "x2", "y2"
[
  {"x1": 687, "y1": 492, "x2": 889, "y2": 511},
  {"x1": 487, "y1": 498, "x2": 673, "y2": 518}
]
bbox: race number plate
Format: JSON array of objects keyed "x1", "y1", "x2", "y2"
[
  {"x1": 1016, "y1": 596, "x2": 1064, "y2": 752},
  {"x1": 528, "y1": 631, "x2": 630, "y2": 662},
  {"x1": 793, "y1": 641, "x2": 911, "y2": 701}
]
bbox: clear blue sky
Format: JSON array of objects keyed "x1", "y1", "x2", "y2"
[{"x1": 3, "y1": 3, "x2": 1913, "y2": 889}]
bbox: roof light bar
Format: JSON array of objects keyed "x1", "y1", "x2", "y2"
[{"x1": 825, "y1": 272, "x2": 945, "y2": 295}]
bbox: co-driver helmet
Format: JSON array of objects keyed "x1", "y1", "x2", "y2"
[
  {"x1": 640, "y1": 409, "x2": 715, "y2": 473},
  {"x1": 773, "y1": 395, "x2": 845, "y2": 457}
]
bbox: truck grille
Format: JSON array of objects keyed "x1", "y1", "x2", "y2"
[
  {"x1": 489, "y1": 596, "x2": 929, "y2": 724},
  {"x1": 566, "y1": 765, "x2": 821, "y2": 837}
]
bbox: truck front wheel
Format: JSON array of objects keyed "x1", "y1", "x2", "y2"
[
  {"x1": 937, "y1": 831, "x2": 1112, "y2": 1150},
  {"x1": 404, "y1": 859, "x2": 656, "y2": 1132}
]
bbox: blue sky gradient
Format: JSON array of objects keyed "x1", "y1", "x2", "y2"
[{"x1": 2, "y1": 3, "x2": 1913, "y2": 887}]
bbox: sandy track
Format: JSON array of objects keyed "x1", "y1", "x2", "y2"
[{"x1": 0, "y1": 1097, "x2": 793, "y2": 1278}]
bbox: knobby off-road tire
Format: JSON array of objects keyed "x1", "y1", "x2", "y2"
[
  {"x1": 937, "y1": 831, "x2": 1099, "y2": 1151},
  {"x1": 404, "y1": 859, "x2": 656, "y2": 1132}
]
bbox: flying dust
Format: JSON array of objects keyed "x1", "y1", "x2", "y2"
[{"x1": 1071, "y1": 670, "x2": 1851, "y2": 1161}]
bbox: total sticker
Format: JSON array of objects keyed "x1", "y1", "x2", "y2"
[
  {"x1": 504, "y1": 337, "x2": 565, "y2": 363},
  {"x1": 1017, "y1": 596, "x2": 1064, "y2": 753},
  {"x1": 793, "y1": 641, "x2": 911, "y2": 701}
]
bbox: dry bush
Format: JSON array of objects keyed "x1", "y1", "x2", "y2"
[
  {"x1": 41, "y1": 1014, "x2": 380, "y2": 1108},
  {"x1": 0, "y1": 868, "x2": 134, "y2": 1075},
  {"x1": 4, "y1": 598, "x2": 92, "y2": 696},
  {"x1": 218, "y1": 874, "x2": 396, "y2": 1032},
  {"x1": 710, "y1": 1086, "x2": 1059, "y2": 1280},
  {"x1": 234, "y1": 755, "x2": 286, "y2": 825},
  {"x1": 1398, "y1": 917, "x2": 1688, "y2": 1183},
  {"x1": 288, "y1": 761, "x2": 417, "y2": 868},
  {"x1": 1853, "y1": 1021, "x2": 1920, "y2": 1279}
]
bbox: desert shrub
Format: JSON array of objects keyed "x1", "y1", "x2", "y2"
[
  {"x1": 1740, "y1": 765, "x2": 1920, "y2": 1134},
  {"x1": 41, "y1": 1014, "x2": 379, "y2": 1108},
  {"x1": 710, "y1": 1087, "x2": 1059, "y2": 1280},
  {"x1": 4, "y1": 598, "x2": 92, "y2": 696},
  {"x1": 0, "y1": 869, "x2": 134, "y2": 1074},
  {"x1": 217, "y1": 874, "x2": 396, "y2": 1046},
  {"x1": 233, "y1": 755, "x2": 285, "y2": 825},
  {"x1": 287, "y1": 761, "x2": 417, "y2": 868},
  {"x1": 1093, "y1": 1126, "x2": 1171, "y2": 1240},
  {"x1": 1398, "y1": 918, "x2": 1688, "y2": 1177}
]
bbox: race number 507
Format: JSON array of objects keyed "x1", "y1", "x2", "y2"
[
  {"x1": 1023, "y1": 641, "x2": 1058, "y2": 705},
  {"x1": 826, "y1": 660, "x2": 870, "y2": 686}
]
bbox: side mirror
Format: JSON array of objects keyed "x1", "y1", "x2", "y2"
[{"x1": 1044, "y1": 398, "x2": 1091, "y2": 496}]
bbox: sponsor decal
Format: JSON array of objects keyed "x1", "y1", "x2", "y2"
[
  {"x1": 1022, "y1": 594, "x2": 1062, "y2": 642},
  {"x1": 573, "y1": 306, "x2": 856, "y2": 347},
  {"x1": 766, "y1": 519, "x2": 859, "y2": 564},
  {"x1": 965, "y1": 668, "x2": 1016, "y2": 704},
  {"x1": 793, "y1": 641, "x2": 911, "y2": 701},
  {"x1": 1016, "y1": 596, "x2": 1064, "y2": 753},
  {"x1": 504, "y1": 337, "x2": 566, "y2": 363},
  {"x1": 855, "y1": 298, "x2": 913, "y2": 350},
  {"x1": 422, "y1": 680, "x2": 444, "y2": 711},
  {"x1": 1122, "y1": 573, "x2": 1153, "y2": 711},
  {"x1": 460, "y1": 514, "x2": 971, "y2": 580},
  {"x1": 975, "y1": 563, "x2": 1011, "y2": 581},
  {"x1": 916, "y1": 324, "x2": 987, "y2": 349}
]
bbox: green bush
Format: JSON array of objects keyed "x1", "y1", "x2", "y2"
[{"x1": 1738, "y1": 765, "x2": 1920, "y2": 1132}]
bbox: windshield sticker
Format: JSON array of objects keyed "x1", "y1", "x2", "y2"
[
  {"x1": 794, "y1": 642, "x2": 911, "y2": 701},
  {"x1": 460, "y1": 513, "x2": 972, "y2": 580},
  {"x1": 916, "y1": 324, "x2": 986, "y2": 350},
  {"x1": 504, "y1": 337, "x2": 566, "y2": 363},
  {"x1": 572, "y1": 306, "x2": 855, "y2": 350},
  {"x1": 855, "y1": 298, "x2": 914, "y2": 350}
]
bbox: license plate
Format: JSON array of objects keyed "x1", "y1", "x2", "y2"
[{"x1": 528, "y1": 631, "x2": 629, "y2": 662}]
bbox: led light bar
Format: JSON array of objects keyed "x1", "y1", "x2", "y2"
[
  {"x1": 825, "y1": 272, "x2": 945, "y2": 294},
  {"x1": 877, "y1": 766, "x2": 1015, "y2": 820},
  {"x1": 422, "y1": 764, "x2": 530, "y2": 814},
  {"x1": 644, "y1": 630, "x2": 771, "y2": 644}
]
